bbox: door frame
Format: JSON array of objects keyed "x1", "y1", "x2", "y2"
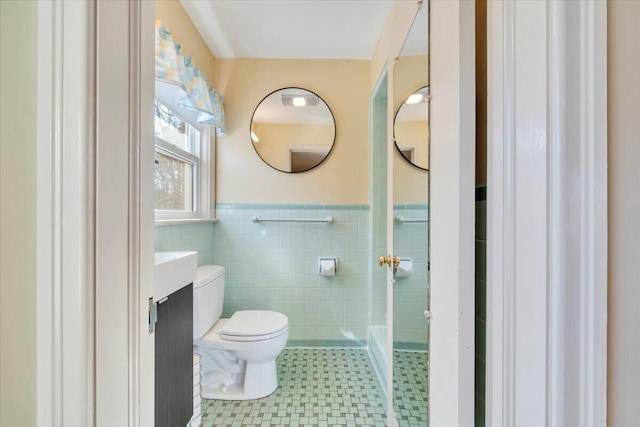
[
  {"x1": 37, "y1": 0, "x2": 480, "y2": 425},
  {"x1": 36, "y1": 1, "x2": 155, "y2": 426},
  {"x1": 36, "y1": 2, "x2": 96, "y2": 425},
  {"x1": 485, "y1": 1, "x2": 607, "y2": 426},
  {"x1": 427, "y1": 1, "x2": 476, "y2": 426}
]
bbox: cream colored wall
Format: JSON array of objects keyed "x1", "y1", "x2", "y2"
[
  {"x1": 0, "y1": 1, "x2": 38, "y2": 425},
  {"x1": 372, "y1": 1, "x2": 428, "y2": 205},
  {"x1": 252, "y1": 123, "x2": 334, "y2": 172},
  {"x1": 394, "y1": 55, "x2": 429, "y2": 204},
  {"x1": 395, "y1": 120, "x2": 429, "y2": 165},
  {"x1": 156, "y1": 0, "x2": 216, "y2": 84},
  {"x1": 158, "y1": 0, "x2": 422, "y2": 206},
  {"x1": 214, "y1": 58, "x2": 370, "y2": 204},
  {"x1": 608, "y1": 1, "x2": 640, "y2": 425}
]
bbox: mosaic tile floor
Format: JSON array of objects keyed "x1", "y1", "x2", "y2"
[
  {"x1": 201, "y1": 348, "x2": 428, "y2": 427},
  {"x1": 393, "y1": 351, "x2": 429, "y2": 426}
]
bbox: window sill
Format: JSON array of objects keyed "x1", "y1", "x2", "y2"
[{"x1": 154, "y1": 218, "x2": 219, "y2": 227}]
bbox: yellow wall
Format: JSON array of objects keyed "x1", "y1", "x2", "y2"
[
  {"x1": 0, "y1": 1, "x2": 38, "y2": 425},
  {"x1": 252, "y1": 123, "x2": 334, "y2": 172},
  {"x1": 372, "y1": 1, "x2": 429, "y2": 205},
  {"x1": 393, "y1": 55, "x2": 429, "y2": 204},
  {"x1": 394, "y1": 120, "x2": 429, "y2": 165},
  {"x1": 156, "y1": 0, "x2": 217, "y2": 85},
  {"x1": 157, "y1": 0, "x2": 372, "y2": 205},
  {"x1": 157, "y1": 0, "x2": 427, "y2": 206},
  {"x1": 214, "y1": 58, "x2": 370, "y2": 204},
  {"x1": 608, "y1": 1, "x2": 640, "y2": 425}
]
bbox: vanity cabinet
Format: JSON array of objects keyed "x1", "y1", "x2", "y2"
[{"x1": 155, "y1": 284, "x2": 193, "y2": 427}]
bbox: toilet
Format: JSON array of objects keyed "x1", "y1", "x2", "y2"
[{"x1": 193, "y1": 265, "x2": 289, "y2": 400}]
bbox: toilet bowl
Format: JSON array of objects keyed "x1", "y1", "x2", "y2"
[{"x1": 193, "y1": 265, "x2": 289, "y2": 400}]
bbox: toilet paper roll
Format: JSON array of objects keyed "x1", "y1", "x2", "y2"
[
  {"x1": 319, "y1": 258, "x2": 337, "y2": 276},
  {"x1": 395, "y1": 258, "x2": 413, "y2": 278}
]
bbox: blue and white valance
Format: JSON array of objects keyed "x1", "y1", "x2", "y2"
[{"x1": 155, "y1": 20, "x2": 226, "y2": 136}]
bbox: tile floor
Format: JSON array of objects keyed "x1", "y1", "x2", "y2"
[
  {"x1": 393, "y1": 351, "x2": 429, "y2": 426},
  {"x1": 201, "y1": 348, "x2": 428, "y2": 427}
]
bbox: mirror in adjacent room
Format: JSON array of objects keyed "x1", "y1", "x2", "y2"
[
  {"x1": 393, "y1": 0, "x2": 430, "y2": 172},
  {"x1": 394, "y1": 86, "x2": 429, "y2": 170},
  {"x1": 392, "y1": 2, "x2": 429, "y2": 426},
  {"x1": 250, "y1": 87, "x2": 336, "y2": 173}
]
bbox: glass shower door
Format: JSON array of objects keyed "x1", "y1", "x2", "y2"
[
  {"x1": 370, "y1": 4, "x2": 430, "y2": 425},
  {"x1": 392, "y1": 3, "x2": 430, "y2": 426},
  {"x1": 369, "y1": 68, "x2": 391, "y2": 401}
]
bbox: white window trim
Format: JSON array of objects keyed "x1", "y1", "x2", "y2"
[{"x1": 154, "y1": 124, "x2": 214, "y2": 225}]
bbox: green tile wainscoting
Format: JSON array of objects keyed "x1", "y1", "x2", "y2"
[
  {"x1": 213, "y1": 204, "x2": 370, "y2": 346},
  {"x1": 154, "y1": 203, "x2": 429, "y2": 351},
  {"x1": 155, "y1": 222, "x2": 216, "y2": 266},
  {"x1": 393, "y1": 204, "x2": 429, "y2": 350},
  {"x1": 475, "y1": 187, "x2": 487, "y2": 427}
]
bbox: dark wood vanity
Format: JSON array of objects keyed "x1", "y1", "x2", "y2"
[{"x1": 155, "y1": 284, "x2": 193, "y2": 427}]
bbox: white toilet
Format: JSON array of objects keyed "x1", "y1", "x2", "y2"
[{"x1": 193, "y1": 265, "x2": 289, "y2": 400}]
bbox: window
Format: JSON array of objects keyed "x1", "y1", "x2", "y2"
[{"x1": 154, "y1": 101, "x2": 212, "y2": 222}]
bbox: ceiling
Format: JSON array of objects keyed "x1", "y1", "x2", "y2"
[
  {"x1": 179, "y1": 0, "x2": 394, "y2": 60},
  {"x1": 252, "y1": 88, "x2": 334, "y2": 125}
]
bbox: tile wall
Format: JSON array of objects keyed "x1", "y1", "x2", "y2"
[
  {"x1": 153, "y1": 204, "x2": 429, "y2": 350},
  {"x1": 212, "y1": 204, "x2": 370, "y2": 346},
  {"x1": 393, "y1": 205, "x2": 429, "y2": 349},
  {"x1": 155, "y1": 222, "x2": 216, "y2": 266},
  {"x1": 370, "y1": 86, "x2": 388, "y2": 330}
]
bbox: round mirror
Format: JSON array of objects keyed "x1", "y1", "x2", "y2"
[
  {"x1": 250, "y1": 87, "x2": 336, "y2": 173},
  {"x1": 394, "y1": 86, "x2": 429, "y2": 171}
]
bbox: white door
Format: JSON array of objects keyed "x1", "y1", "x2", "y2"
[
  {"x1": 393, "y1": 1, "x2": 475, "y2": 426},
  {"x1": 377, "y1": 1, "x2": 475, "y2": 425},
  {"x1": 391, "y1": 3, "x2": 430, "y2": 426},
  {"x1": 427, "y1": 1, "x2": 476, "y2": 424}
]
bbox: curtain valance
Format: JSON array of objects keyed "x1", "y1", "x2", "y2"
[{"x1": 155, "y1": 20, "x2": 226, "y2": 136}]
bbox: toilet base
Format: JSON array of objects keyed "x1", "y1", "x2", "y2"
[{"x1": 201, "y1": 360, "x2": 278, "y2": 400}]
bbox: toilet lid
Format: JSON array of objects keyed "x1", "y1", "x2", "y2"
[{"x1": 220, "y1": 310, "x2": 288, "y2": 338}]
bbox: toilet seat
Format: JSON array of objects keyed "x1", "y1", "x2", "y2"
[{"x1": 220, "y1": 310, "x2": 288, "y2": 342}]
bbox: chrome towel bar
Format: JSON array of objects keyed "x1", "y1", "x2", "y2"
[
  {"x1": 252, "y1": 216, "x2": 334, "y2": 224},
  {"x1": 394, "y1": 216, "x2": 428, "y2": 224}
]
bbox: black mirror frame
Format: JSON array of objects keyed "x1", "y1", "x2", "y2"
[
  {"x1": 250, "y1": 87, "x2": 337, "y2": 174},
  {"x1": 393, "y1": 86, "x2": 430, "y2": 172}
]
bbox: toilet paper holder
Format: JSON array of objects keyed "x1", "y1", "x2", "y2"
[
  {"x1": 394, "y1": 257, "x2": 413, "y2": 278},
  {"x1": 318, "y1": 257, "x2": 338, "y2": 276}
]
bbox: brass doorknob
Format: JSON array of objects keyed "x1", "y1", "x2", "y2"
[
  {"x1": 379, "y1": 255, "x2": 391, "y2": 266},
  {"x1": 379, "y1": 255, "x2": 400, "y2": 267}
]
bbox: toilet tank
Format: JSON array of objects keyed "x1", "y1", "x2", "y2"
[{"x1": 193, "y1": 265, "x2": 225, "y2": 339}]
